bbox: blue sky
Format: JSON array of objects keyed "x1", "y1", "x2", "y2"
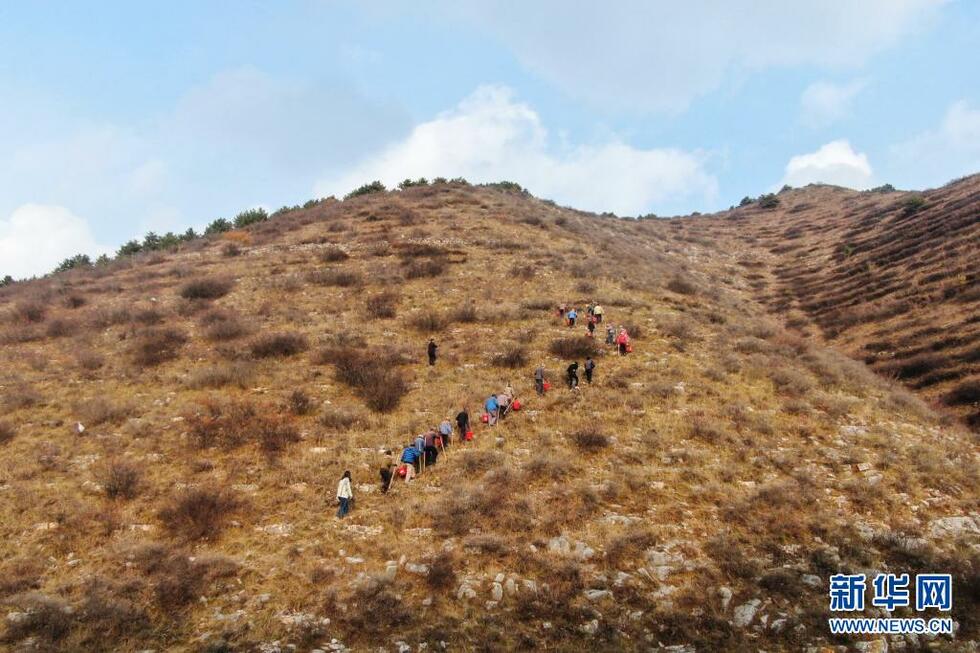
[{"x1": 2, "y1": 1, "x2": 978, "y2": 278}]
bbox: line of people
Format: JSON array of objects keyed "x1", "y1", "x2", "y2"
[{"x1": 336, "y1": 301, "x2": 632, "y2": 515}]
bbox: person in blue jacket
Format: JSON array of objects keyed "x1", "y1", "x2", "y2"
[
  {"x1": 401, "y1": 443, "x2": 421, "y2": 476},
  {"x1": 567, "y1": 307, "x2": 578, "y2": 328},
  {"x1": 484, "y1": 394, "x2": 499, "y2": 426}
]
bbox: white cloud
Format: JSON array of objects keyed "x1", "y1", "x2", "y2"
[
  {"x1": 800, "y1": 80, "x2": 866, "y2": 127},
  {"x1": 0, "y1": 204, "x2": 110, "y2": 279},
  {"x1": 781, "y1": 140, "x2": 874, "y2": 189},
  {"x1": 315, "y1": 86, "x2": 716, "y2": 215},
  {"x1": 451, "y1": 0, "x2": 944, "y2": 112},
  {"x1": 890, "y1": 100, "x2": 980, "y2": 186}
]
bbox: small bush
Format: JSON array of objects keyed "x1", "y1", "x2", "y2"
[
  {"x1": 158, "y1": 487, "x2": 241, "y2": 541},
  {"x1": 185, "y1": 362, "x2": 254, "y2": 389},
  {"x1": 365, "y1": 291, "x2": 399, "y2": 319},
  {"x1": 327, "y1": 347, "x2": 411, "y2": 413},
  {"x1": 78, "y1": 397, "x2": 134, "y2": 425},
  {"x1": 307, "y1": 269, "x2": 362, "y2": 287},
  {"x1": 902, "y1": 195, "x2": 927, "y2": 216},
  {"x1": 14, "y1": 300, "x2": 48, "y2": 323},
  {"x1": 287, "y1": 389, "x2": 313, "y2": 415},
  {"x1": 200, "y1": 309, "x2": 249, "y2": 341},
  {"x1": 491, "y1": 344, "x2": 528, "y2": 368},
  {"x1": 409, "y1": 312, "x2": 448, "y2": 332},
  {"x1": 250, "y1": 332, "x2": 309, "y2": 358},
  {"x1": 758, "y1": 193, "x2": 780, "y2": 209},
  {"x1": 621, "y1": 323, "x2": 642, "y2": 339},
  {"x1": 666, "y1": 275, "x2": 698, "y2": 296},
  {"x1": 572, "y1": 426, "x2": 610, "y2": 451},
  {"x1": 405, "y1": 258, "x2": 447, "y2": 279},
  {"x1": 132, "y1": 307, "x2": 164, "y2": 325},
  {"x1": 101, "y1": 460, "x2": 141, "y2": 500},
  {"x1": 2, "y1": 593, "x2": 73, "y2": 644},
  {"x1": 320, "y1": 246, "x2": 349, "y2": 263},
  {"x1": 131, "y1": 327, "x2": 187, "y2": 367},
  {"x1": 770, "y1": 368, "x2": 814, "y2": 396},
  {"x1": 427, "y1": 555, "x2": 457, "y2": 591},
  {"x1": 0, "y1": 421, "x2": 14, "y2": 445},
  {"x1": 179, "y1": 277, "x2": 234, "y2": 300},
  {"x1": 318, "y1": 407, "x2": 362, "y2": 430},
  {"x1": 689, "y1": 416, "x2": 724, "y2": 443},
  {"x1": 449, "y1": 303, "x2": 479, "y2": 323},
  {"x1": 549, "y1": 337, "x2": 599, "y2": 359}
]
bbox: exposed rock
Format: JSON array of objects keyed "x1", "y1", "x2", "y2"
[
  {"x1": 579, "y1": 619, "x2": 599, "y2": 635},
  {"x1": 504, "y1": 578, "x2": 517, "y2": 595},
  {"x1": 547, "y1": 535, "x2": 595, "y2": 560},
  {"x1": 584, "y1": 589, "x2": 612, "y2": 601},
  {"x1": 491, "y1": 582, "x2": 503, "y2": 601},
  {"x1": 802, "y1": 574, "x2": 821, "y2": 588},
  {"x1": 405, "y1": 563, "x2": 429, "y2": 575},
  {"x1": 733, "y1": 599, "x2": 761, "y2": 628},
  {"x1": 927, "y1": 515, "x2": 979, "y2": 539}
]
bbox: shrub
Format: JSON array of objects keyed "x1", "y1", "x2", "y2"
[
  {"x1": 549, "y1": 337, "x2": 599, "y2": 359},
  {"x1": 179, "y1": 277, "x2": 234, "y2": 300},
  {"x1": 319, "y1": 246, "x2": 349, "y2": 262},
  {"x1": 158, "y1": 487, "x2": 241, "y2": 541},
  {"x1": 365, "y1": 291, "x2": 399, "y2": 319},
  {"x1": 45, "y1": 318, "x2": 77, "y2": 338},
  {"x1": 902, "y1": 195, "x2": 927, "y2": 216},
  {"x1": 307, "y1": 269, "x2": 362, "y2": 287},
  {"x1": 185, "y1": 362, "x2": 254, "y2": 389},
  {"x1": 572, "y1": 426, "x2": 610, "y2": 451},
  {"x1": 63, "y1": 293, "x2": 86, "y2": 309},
  {"x1": 318, "y1": 407, "x2": 362, "y2": 430},
  {"x1": 621, "y1": 323, "x2": 643, "y2": 339},
  {"x1": 770, "y1": 368, "x2": 814, "y2": 396},
  {"x1": 132, "y1": 307, "x2": 164, "y2": 325},
  {"x1": 405, "y1": 258, "x2": 447, "y2": 279},
  {"x1": 101, "y1": 460, "x2": 141, "y2": 500},
  {"x1": 78, "y1": 397, "x2": 133, "y2": 425},
  {"x1": 131, "y1": 327, "x2": 187, "y2": 366},
  {"x1": 0, "y1": 421, "x2": 14, "y2": 445},
  {"x1": 427, "y1": 555, "x2": 457, "y2": 591},
  {"x1": 491, "y1": 344, "x2": 528, "y2": 368},
  {"x1": 287, "y1": 389, "x2": 314, "y2": 415},
  {"x1": 14, "y1": 299, "x2": 47, "y2": 323},
  {"x1": 327, "y1": 347, "x2": 410, "y2": 413},
  {"x1": 1, "y1": 593, "x2": 73, "y2": 644},
  {"x1": 344, "y1": 180, "x2": 386, "y2": 200},
  {"x1": 250, "y1": 332, "x2": 308, "y2": 358},
  {"x1": 449, "y1": 303, "x2": 479, "y2": 323},
  {"x1": 666, "y1": 275, "x2": 698, "y2": 295},
  {"x1": 200, "y1": 309, "x2": 249, "y2": 341},
  {"x1": 689, "y1": 416, "x2": 724, "y2": 443},
  {"x1": 758, "y1": 193, "x2": 780, "y2": 209},
  {"x1": 409, "y1": 312, "x2": 448, "y2": 332}
]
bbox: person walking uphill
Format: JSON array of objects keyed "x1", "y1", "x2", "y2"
[
  {"x1": 427, "y1": 338, "x2": 438, "y2": 365},
  {"x1": 616, "y1": 326, "x2": 631, "y2": 356},
  {"x1": 534, "y1": 365, "x2": 545, "y2": 396},
  {"x1": 567, "y1": 361, "x2": 580, "y2": 389},
  {"x1": 585, "y1": 357, "x2": 595, "y2": 384},
  {"x1": 567, "y1": 307, "x2": 578, "y2": 328},
  {"x1": 336, "y1": 471, "x2": 353, "y2": 518},
  {"x1": 485, "y1": 394, "x2": 500, "y2": 426},
  {"x1": 456, "y1": 406, "x2": 470, "y2": 441},
  {"x1": 439, "y1": 417, "x2": 453, "y2": 448}
]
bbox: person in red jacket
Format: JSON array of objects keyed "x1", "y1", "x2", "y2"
[{"x1": 616, "y1": 326, "x2": 630, "y2": 356}]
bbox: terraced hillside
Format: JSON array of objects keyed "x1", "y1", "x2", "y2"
[
  {"x1": 0, "y1": 181, "x2": 977, "y2": 652},
  {"x1": 668, "y1": 175, "x2": 980, "y2": 429}
]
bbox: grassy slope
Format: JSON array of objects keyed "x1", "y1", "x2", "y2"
[{"x1": 0, "y1": 182, "x2": 977, "y2": 651}]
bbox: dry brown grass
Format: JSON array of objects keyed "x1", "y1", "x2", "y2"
[{"x1": 100, "y1": 460, "x2": 142, "y2": 500}]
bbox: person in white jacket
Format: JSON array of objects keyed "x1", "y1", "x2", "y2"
[{"x1": 336, "y1": 471, "x2": 353, "y2": 518}]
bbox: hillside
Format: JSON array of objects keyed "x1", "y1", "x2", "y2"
[
  {"x1": 664, "y1": 175, "x2": 980, "y2": 430},
  {"x1": 0, "y1": 180, "x2": 977, "y2": 652}
]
